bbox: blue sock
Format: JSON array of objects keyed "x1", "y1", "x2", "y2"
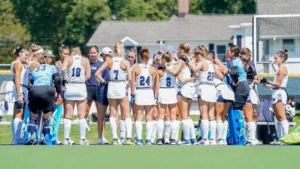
[
  {"x1": 28, "y1": 118, "x2": 37, "y2": 136},
  {"x1": 43, "y1": 119, "x2": 51, "y2": 136}
]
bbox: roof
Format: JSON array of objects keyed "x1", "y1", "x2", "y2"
[
  {"x1": 257, "y1": 0, "x2": 300, "y2": 15},
  {"x1": 87, "y1": 14, "x2": 252, "y2": 46}
]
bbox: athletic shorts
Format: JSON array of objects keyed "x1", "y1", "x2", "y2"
[
  {"x1": 198, "y1": 83, "x2": 216, "y2": 102},
  {"x1": 272, "y1": 88, "x2": 287, "y2": 105},
  {"x1": 87, "y1": 85, "x2": 99, "y2": 102},
  {"x1": 98, "y1": 85, "x2": 109, "y2": 105},
  {"x1": 28, "y1": 86, "x2": 56, "y2": 114},
  {"x1": 246, "y1": 87, "x2": 259, "y2": 104},
  {"x1": 232, "y1": 81, "x2": 250, "y2": 110}
]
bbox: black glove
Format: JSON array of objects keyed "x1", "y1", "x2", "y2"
[
  {"x1": 101, "y1": 81, "x2": 109, "y2": 85},
  {"x1": 229, "y1": 66, "x2": 239, "y2": 84},
  {"x1": 62, "y1": 80, "x2": 67, "y2": 87},
  {"x1": 179, "y1": 55, "x2": 190, "y2": 63},
  {"x1": 260, "y1": 78, "x2": 268, "y2": 84},
  {"x1": 157, "y1": 64, "x2": 166, "y2": 70}
]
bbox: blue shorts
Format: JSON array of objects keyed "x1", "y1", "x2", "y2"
[{"x1": 98, "y1": 85, "x2": 109, "y2": 105}]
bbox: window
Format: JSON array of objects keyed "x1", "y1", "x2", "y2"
[
  {"x1": 217, "y1": 45, "x2": 226, "y2": 62},
  {"x1": 209, "y1": 43, "x2": 214, "y2": 51},
  {"x1": 283, "y1": 39, "x2": 294, "y2": 52},
  {"x1": 237, "y1": 35, "x2": 242, "y2": 48},
  {"x1": 228, "y1": 43, "x2": 233, "y2": 47},
  {"x1": 263, "y1": 40, "x2": 270, "y2": 55}
]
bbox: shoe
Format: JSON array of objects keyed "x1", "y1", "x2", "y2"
[
  {"x1": 80, "y1": 139, "x2": 89, "y2": 145},
  {"x1": 200, "y1": 139, "x2": 210, "y2": 145},
  {"x1": 125, "y1": 138, "x2": 135, "y2": 145},
  {"x1": 64, "y1": 138, "x2": 75, "y2": 145},
  {"x1": 164, "y1": 139, "x2": 170, "y2": 145},
  {"x1": 217, "y1": 139, "x2": 224, "y2": 145},
  {"x1": 120, "y1": 137, "x2": 125, "y2": 145},
  {"x1": 170, "y1": 139, "x2": 177, "y2": 145},
  {"x1": 98, "y1": 138, "x2": 109, "y2": 145},
  {"x1": 112, "y1": 139, "x2": 119, "y2": 145},
  {"x1": 156, "y1": 139, "x2": 163, "y2": 145},
  {"x1": 146, "y1": 139, "x2": 152, "y2": 145},
  {"x1": 209, "y1": 139, "x2": 217, "y2": 145},
  {"x1": 270, "y1": 139, "x2": 285, "y2": 145},
  {"x1": 134, "y1": 136, "x2": 138, "y2": 144},
  {"x1": 56, "y1": 140, "x2": 62, "y2": 145},
  {"x1": 151, "y1": 138, "x2": 156, "y2": 145},
  {"x1": 255, "y1": 139, "x2": 263, "y2": 145},
  {"x1": 191, "y1": 139, "x2": 199, "y2": 145},
  {"x1": 246, "y1": 139, "x2": 257, "y2": 146},
  {"x1": 181, "y1": 139, "x2": 192, "y2": 145},
  {"x1": 136, "y1": 139, "x2": 143, "y2": 145}
]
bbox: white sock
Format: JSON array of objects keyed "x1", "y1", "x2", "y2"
[
  {"x1": 11, "y1": 119, "x2": 15, "y2": 141},
  {"x1": 134, "y1": 121, "x2": 137, "y2": 139},
  {"x1": 276, "y1": 121, "x2": 282, "y2": 139},
  {"x1": 13, "y1": 118, "x2": 22, "y2": 141},
  {"x1": 63, "y1": 118, "x2": 72, "y2": 139},
  {"x1": 164, "y1": 121, "x2": 171, "y2": 141},
  {"x1": 78, "y1": 118, "x2": 86, "y2": 140},
  {"x1": 125, "y1": 118, "x2": 132, "y2": 139},
  {"x1": 175, "y1": 120, "x2": 181, "y2": 141},
  {"x1": 171, "y1": 120, "x2": 177, "y2": 140},
  {"x1": 246, "y1": 122, "x2": 256, "y2": 141},
  {"x1": 280, "y1": 120, "x2": 289, "y2": 138},
  {"x1": 209, "y1": 120, "x2": 216, "y2": 140},
  {"x1": 109, "y1": 117, "x2": 118, "y2": 139},
  {"x1": 216, "y1": 120, "x2": 223, "y2": 140},
  {"x1": 201, "y1": 120, "x2": 209, "y2": 140},
  {"x1": 157, "y1": 119, "x2": 164, "y2": 139},
  {"x1": 151, "y1": 120, "x2": 157, "y2": 140},
  {"x1": 146, "y1": 121, "x2": 153, "y2": 140},
  {"x1": 120, "y1": 119, "x2": 126, "y2": 139},
  {"x1": 182, "y1": 119, "x2": 190, "y2": 141},
  {"x1": 222, "y1": 120, "x2": 228, "y2": 140},
  {"x1": 189, "y1": 119, "x2": 196, "y2": 140},
  {"x1": 135, "y1": 121, "x2": 142, "y2": 140}
]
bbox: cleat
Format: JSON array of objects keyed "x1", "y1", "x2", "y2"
[
  {"x1": 200, "y1": 139, "x2": 210, "y2": 145},
  {"x1": 125, "y1": 138, "x2": 135, "y2": 145},
  {"x1": 120, "y1": 137, "x2": 125, "y2": 145},
  {"x1": 64, "y1": 138, "x2": 75, "y2": 145},
  {"x1": 112, "y1": 139, "x2": 119, "y2": 145},
  {"x1": 164, "y1": 139, "x2": 170, "y2": 145},
  {"x1": 170, "y1": 139, "x2": 177, "y2": 145},
  {"x1": 151, "y1": 138, "x2": 156, "y2": 145},
  {"x1": 156, "y1": 139, "x2": 163, "y2": 145},
  {"x1": 181, "y1": 140, "x2": 192, "y2": 145},
  {"x1": 209, "y1": 139, "x2": 217, "y2": 145},
  {"x1": 136, "y1": 139, "x2": 143, "y2": 145},
  {"x1": 97, "y1": 138, "x2": 109, "y2": 145},
  {"x1": 191, "y1": 139, "x2": 199, "y2": 145},
  {"x1": 146, "y1": 139, "x2": 152, "y2": 145},
  {"x1": 56, "y1": 140, "x2": 62, "y2": 145},
  {"x1": 79, "y1": 139, "x2": 89, "y2": 145}
]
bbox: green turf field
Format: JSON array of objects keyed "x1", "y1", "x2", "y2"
[{"x1": 0, "y1": 145, "x2": 299, "y2": 169}]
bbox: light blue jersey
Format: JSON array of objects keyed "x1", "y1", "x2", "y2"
[
  {"x1": 30, "y1": 64, "x2": 59, "y2": 86},
  {"x1": 227, "y1": 57, "x2": 247, "y2": 82}
]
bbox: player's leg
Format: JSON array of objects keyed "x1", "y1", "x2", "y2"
[
  {"x1": 215, "y1": 101, "x2": 224, "y2": 145},
  {"x1": 63, "y1": 99, "x2": 75, "y2": 145},
  {"x1": 181, "y1": 96, "x2": 191, "y2": 145},
  {"x1": 120, "y1": 95, "x2": 134, "y2": 145},
  {"x1": 198, "y1": 98, "x2": 209, "y2": 145},
  {"x1": 76, "y1": 99, "x2": 89, "y2": 145},
  {"x1": 151, "y1": 105, "x2": 158, "y2": 144},
  {"x1": 169, "y1": 103, "x2": 178, "y2": 144},
  {"x1": 26, "y1": 112, "x2": 39, "y2": 145},
  {"x1": 145, "y1": 105, "x2": 154, "y2": 145},
  {"x1": 244, "y1": 101, "x2": 256, "y2": 145},
  {"x1": 135, "y1": 105, "x2": 144, "y2": 145},
  {"x1": 108, "y1": 98, "x2": 119, "y2": 145},
  {"x1": 157, "y1": 103, "x2": 166, "y2": 145},
  {"x1": 208, "y1": 102, "x2": 216, "y2": 145},
  {"x1": 12, "y1": 103, "x2": 24, "y2": 144},
  {"x1": 273, "y1": 102, "x2": 288, "y2": 138},
  {"x1": 164, "y1": 106, "x2": 171, "y2": 144},
  {"x1": 97, "y1": 85, "x2": 109, "y2": 144}
]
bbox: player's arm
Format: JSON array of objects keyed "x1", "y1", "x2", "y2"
[
  {"x1": 124, "y1": 60, "x2": 132, "y2": 87},
  {"x1": 165, "y1": 60, "x2": 184, "y2": 76},
  {"x1": 214, "y1": 65, "x2": 224, "y2": 79},
  {"x1": 214, "y1": 57, "x2": 228, "y2": 74},
  {"x1": 177, "y1": 73, "x2": 195, "y2": 84},
  {"x1": 85, "y1": 58, "x2": 91, "y2": 81},
  {"x1": 155, "y1": 70, "x2": 162, "y2": 97},
  {"x1": 265, "y1": 67, "x2": 287, "y2": 88},
  {"x1": 131, "y1": 67, "x2": 137, "y2": 104},
  {"x1": 61, "y1": 56, "x2": 69, "y2": 81},
  {"x1": 150, "y1": 66, "x2": 156, "y2": 92},
  {"x1": 95, "y1": 60, "x2": 111, "y2": 83},
  {"x1": 13, "y1": 62, "x2": 23, "y2": 101}
]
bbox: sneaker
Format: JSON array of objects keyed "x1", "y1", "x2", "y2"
[
  {"x1": 164, "y1": 139, "x2": 170, "y2": 145},
  {"x1": 200, "y1": 139, "x2": 210, "y2": 145},
  {"x1": 270, "y1": 139, "x2": 285, "y2": 145},
  {"x1": 56, "y1": 140, "x2": 62, "y2": 145},
  {"x1": 64, "y1": 138, "x2": 75, "y2": 145},
  {"x1": 134, "y1": 136, "x2": 138, "y2": 144},
  {"x1": 156, "y1": 139, "x2": 163, "y2": 145},
  {"x1": 112, "y1": 139, "x2": 119, "y2": 145},
  {"x1": 209, "y1": 139, "x2": 217, "y2": 145},
  {"x1": 191, "y1": 139, "x2": 199, "y2": 145},
  {"x1": 146, "y1": 139, "x2": 152, "y2": 145},
  {"x1": 80, "y1": 139, "x2": 89, "y2": 145},
  {"x1": 170, "y1": 139, "x2": 177, "y2": 145},
  {"x1": 120, "y1": 137, "x2": 125, "y2": 145},
  {"x1": 217, "y1": 139, "x2": 224, "y2": 145},
  {"x1": 181, "y1": 139, "x2": 192, "y2": 145},
  {"x1": 255, "y1": 139, "x2": 263, "y2": 145},
  {"x1": 246, "y1": 139, "x2": 257, "y2": 146},
  {"x1": 151, "y1": 138, "x2": 156, "y2": 145},
  {"x1": 136, "y1": 139, "x2": 143, "y2": 145},
  {"x1": 125, "y1": 138, "x2": 135, "y2": 145}
]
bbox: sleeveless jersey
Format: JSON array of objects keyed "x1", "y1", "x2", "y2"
[
  {"x1": 160, "y1": 66, "x2": 176, "y2": 88},
  {"x1": 274, "y1": 65, "x2": 288, "y2": 88},
  {"x1": 136, "y1": 64, "x2": 152, "y2": 88},
  {"x1": 109, "y1": 57, "x2": 126, "y2": 81},
  {"x1": 178, "y1": 66, "x2": 192, "y2": 87},
  {"x1": 30, "y1": 64, "x2": 59, "y2": 86},
  {"x1": 11, "y1": 61, "x2": 28, "y2": 85},
  {"x1": 214, "y1": 65, "x2": 224, "y2": 86},
  {"x1": 67, "y1": 55, "x2": 86, "y2": 83},
  {"x1": 200, "y1": 60, "x2": 215, "y2": 84}
]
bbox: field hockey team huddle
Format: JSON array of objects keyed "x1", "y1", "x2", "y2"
[{"x1": 10, "y1": 42, "x2": 289, "y2": 145}]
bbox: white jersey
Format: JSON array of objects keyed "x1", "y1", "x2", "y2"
[
  {"x1": 199, "y1": 60, "x2": 215, "y2": 84},
  {"x1": 160, "y1": 66, "x2": 176, "y2": 88},
  {"x1": 109, "y1": 57, "x2": 127, "y2": 81},
  {"x1": 214, "y1": 65, "x2": 224, "y2": 86},
  {"x1": 274, "y1": 65, "x2": 288, "y2": 88},
  {"x1": 178, "y1": 66, "x2": 192, "y2": 87},
  {"x1": 67, "y1": 55, "x2": 86, "y2": 83},
  {"x1": 136, "y1": 64, "x2": 152, "y2": 88},
  {"x1": 11, "y1": 61, "x2": 28, "y2": 85},
  {"x1": 28, "y1": 60, "x2": 38, "y2": 72}
]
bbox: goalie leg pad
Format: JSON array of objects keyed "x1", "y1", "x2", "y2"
[
  {"x1": 227, "y1": 106, "x2": 246, "y2": 145},
  {"x1": 28, "y1": 118, "x2": 38, "y2": 136}
]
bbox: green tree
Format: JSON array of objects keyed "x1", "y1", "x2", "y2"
[{"x1": 0, "y1": 0, "x2": 30, "y2": 63}]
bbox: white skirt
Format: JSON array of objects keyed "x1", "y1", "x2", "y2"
[
  {"x1": 158, "y1": 87, "x2": 177, "y2": 104},
  {"x1": 64, "y1": 83, "x2": 87, "y2": 100},
  {"x1": 135, "y1": 88, "x2": 155, "y2": 106},
  {"x1": 181, "y1": 83, "x2": 195, "y2": 99},
  {"x1": 247, "y1": 87, "x2": 259, "y2": 105},
  {"x1": 216, "y1": 83, "x2": 235, "y2": 102},
  {"x1": 107, "y1": 81, "x2": 127, "y2": 99},
  {"x1": 272, "y1": 88, "x2": 287, "y2": 105},
  {"x1": 198, "y1": 83, "x2": 216, "y2": 102}
]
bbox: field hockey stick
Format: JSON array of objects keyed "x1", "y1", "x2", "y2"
[{"x1": 37, "y1": 112, "x2": 44, "y2": 144}]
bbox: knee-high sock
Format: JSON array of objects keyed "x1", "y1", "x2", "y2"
[
  {"x1": 276, "y1": 121, "x2": 282, "y2": 139},
  {"x1": 146, "y1": 121, "x2": 153, "y2": 140},
  {"x1": 164, "y1": 121, "x2": 171, "y2": 141},
  {"x1": 120, "y1": 119, "x2": 126, "y2": 138},
  {"x1": 157, "y1": 119, "x2": 164, "y2": 139},
  {"x1": 28, "y1": 118, "x2": 37, "y2": 136},
  {"x1": 125, "y1": 118, "x2": 132, "y2": 139},
  {"x1": 201, "y1": 120, "x2": 209, "y2": 140},
  {"x1": 216, "y1": 120, "x2": 223, "y2": 140},
  {"x1": 11, "y1": 119, "x2": 15, "y2": 142},
  {"x1": 135, "y1": 121, "x2": 142, "y2": 140},
  {"x1": 182, "y1": 119, "x2": 190, "y2": 141},
  {"x1": 171, "y1": 120, "x2": 178, "y2": 140},
  {"x1": 175, "y1": 120, "x2": 181, "y2": 141},
  {"x1": 209, "y1": 120, "x2": 216, "y2": 140},
  {"x1": 189, "y1": 119, "x2": 196, "y2": 140},
  {"x1": 63, "y1": 118, "x2": 72, "y2": 139},
  {"x1": 151, "y1": 120, "x2": 157, "y2": 140},
  {"x1": 109, "y1": 117, "x2": 118, "y2": 139},
  {"x1": 222, "y1": 120, "x2": 228, "y2": 140},
  {"x1": 280, "y1": 120, "x2": 289, "y2": 138},
  {"x1": 78, "y1": 118, "x2": 86, "y2": 140},
  {"x1": 43, "y1": 119, "x2": 51, "y2": 136},
  {"x1": 246, "y1": 122, "x2": 256, "y2": 140},
  {"x1": 14, "y1": 118, "x2": 22, "y2": 140}
]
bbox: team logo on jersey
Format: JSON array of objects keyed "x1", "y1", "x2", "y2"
[
  {"x1": 216, "y1": 90, "x2": 222, "y2": 97},
  {"x1": 277, "y1": 94, "x2": 282, "y2": 99}
]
